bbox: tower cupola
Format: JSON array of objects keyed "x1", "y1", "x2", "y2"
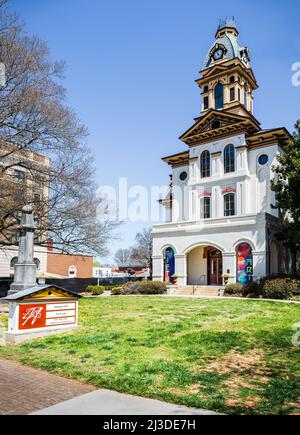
[{"x1": 197, "y1": 19, "x2": 258, "y2": 117}]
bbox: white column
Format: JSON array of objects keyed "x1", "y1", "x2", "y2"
[
  {"x1": 253, "y1": 251, "x2": 267, "y2": 280},
  {"x1": 152, "y1": 255, "x2": 164, "y2": 281},
  {"x1": 237, "y1": 182, "x2": 244, "y2": 215},
  {"x1": 175, "y1": 254, "x2": 187, "y2": 286},
  {"x1": 212, "y1": 185, "x2": 222, "y2": 218},
  {"x1": 223, "y1": 253, "x2": 236, "y2": 284}
]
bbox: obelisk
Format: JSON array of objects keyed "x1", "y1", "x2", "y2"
[{"x1": 8, "y1": 205, "x2": 37, "y2": 295}]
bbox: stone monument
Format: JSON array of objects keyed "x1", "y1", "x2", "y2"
[{"x1": 8, "y1": 205, "x2": 37, "y2": 295}]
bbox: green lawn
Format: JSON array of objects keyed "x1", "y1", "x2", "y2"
[{"x1": 0, "y1": 296, "x2": 299, "y2": 415}]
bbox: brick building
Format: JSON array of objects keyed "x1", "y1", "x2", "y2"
[{"x1": 47, "y1": 252, "x2": 93, "y2": 278}]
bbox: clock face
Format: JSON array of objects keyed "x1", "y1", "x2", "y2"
[{"x1": 213, "y1": 48, "x2": 223, "y2": 60}]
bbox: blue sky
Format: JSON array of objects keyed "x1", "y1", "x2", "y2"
[{"x1": 11, "y1": 0, "x2": 300, "y2": 263}]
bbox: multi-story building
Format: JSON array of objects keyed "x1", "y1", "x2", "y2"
[
  {"x1": 0, "y1": 143, "x2": 50, "y2": 277},
  {"x1": 152, "y1": 19, "x2": 291, "y2": 286}
]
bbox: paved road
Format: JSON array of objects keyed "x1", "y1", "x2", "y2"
[
  {"x1": 0, "y1": 359, "x2": 218, "y2": 415},
  {"x1": 0, "y1": 359, "x2": 95, "y2": 415}
]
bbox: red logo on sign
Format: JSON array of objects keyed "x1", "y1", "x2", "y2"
[{"x1": 19, "y1": 304, "x2": 46, "y2": 330}]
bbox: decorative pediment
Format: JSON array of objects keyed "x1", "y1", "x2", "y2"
[{"x1": 179, "y1": 110, "x2": 260, "y2": 146}]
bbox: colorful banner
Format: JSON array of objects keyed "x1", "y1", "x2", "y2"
[
  {"x1": 164, "y1": 248, "x2": 175, "y2": 283},
  {"x1": 237, "y1": 243, "x2": 253, "y2": 284}
]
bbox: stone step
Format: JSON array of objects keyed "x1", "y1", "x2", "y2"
[{"x1": 174, "y1": 285, "x2": 224, "y2": 296}]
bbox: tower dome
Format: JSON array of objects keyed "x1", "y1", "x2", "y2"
[{"x1": 202, "y1": 19, "x2": 250, "y2": 70}]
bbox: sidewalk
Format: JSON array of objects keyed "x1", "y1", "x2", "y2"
[
  {"x1": 32, "y1": 389, "x2": 218, "y2": 415},
  {"x1": 0, "y1": 359, "x2": 218, "y2": 415},
  {"x1": 0, "y1": 359, "x2": 95, "y2": 415}
]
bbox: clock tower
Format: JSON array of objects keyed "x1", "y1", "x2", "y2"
[
  {"x1": 197, "y1": 18, "x2": 257, "y2": 117},
  {"x1": 152, "y1": 18, "x2": 292, "y2": 288}
]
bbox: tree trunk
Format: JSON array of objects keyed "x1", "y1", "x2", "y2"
[{"x1": 291, "y1": 250, "x2": 297, "y2": 276}]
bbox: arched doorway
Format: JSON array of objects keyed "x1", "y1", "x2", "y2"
[
  {"x1": 207, "y1": 248, "x2": 223, "y2": 285},
  {"x1": 163, "y1": 247, "x2": 175, "y2": 283},
  {"x1": 236, "y1": 243, "x2": 253, "y2": 284}
]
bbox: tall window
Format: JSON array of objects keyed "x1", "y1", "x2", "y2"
[
  {"x1": 224, "y1": 144, "x2": 235, "y2": 173},
  {"x1": 214, "y1": 83, "x2": 223, "y2": 109},
  {"x1": 203, "y1": 96, "x2": 209, "y2": 110},
  {"x1": 244, "y1": 84, "x2": 247, "y2": 108},
  {"x1": 230, "y1": 87, "x2": 235, "y2": 101},
  {"x1": 200, "y1": 150, "x2": 210, "y2": 178},
  {"x1": 224, "y1": 193, "x2": 235, "y2": 216},
  {"x1": 200, "y1": 197, "x2": 211, "y2": 219}
]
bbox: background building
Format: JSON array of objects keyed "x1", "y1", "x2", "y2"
[
  {"x1": 0, "y1": 143, "x2": 50, "y2": 277},
  {"x1": 47, "y1": 252, "x2": 93, "y2": 279}
]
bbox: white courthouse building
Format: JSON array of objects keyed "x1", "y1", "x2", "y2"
[{"x1": 152, "y1": 19, "x2": 291, "y2": 287}]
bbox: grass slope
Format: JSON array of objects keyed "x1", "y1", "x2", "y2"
[{"x1": 0, "y1": 296, "x2": 299, "y2": 415}]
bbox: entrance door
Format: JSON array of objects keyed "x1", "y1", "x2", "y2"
[{"x1": 208, "y1": 249, "x2": 223, "y2": 285}]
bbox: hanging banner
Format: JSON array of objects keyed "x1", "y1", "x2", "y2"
[{"x1": 237, "y1": 243, "x2": 253, "y2": 284}]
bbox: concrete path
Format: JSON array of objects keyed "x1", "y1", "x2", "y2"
[
  {"x1": 0, "y1": 359, "x2": 217, "y2": 415},
  {"x1": 32, "y1": 389, "x2": 218, "y2": 415}
]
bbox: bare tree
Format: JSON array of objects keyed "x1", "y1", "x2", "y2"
[
  {"x1": 114, "y1": 248, "x2": 132, "y2": 266},
  {"x1": 0, "y1": 0, "x2": 117, "y2": 256},
  {"x1": 130, "y1": 228, "x2": 153, "y2": 275}
]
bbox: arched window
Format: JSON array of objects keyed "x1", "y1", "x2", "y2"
[
  {"x1": 68, "y1": 265, "x2": 77, "y2": 278},
  {"x1": 224, "y1": 144, "x2": 235, "y2": 173},
  {"x1": 163, "y1": 247, "x2": 175, "y2": 283},
  {"x1": 214, "y1": 83, "x2": 224, "y2": 109},
  {"x1": 229, "y1": 75, "x2": 235, "y2": 84},
  {"x1": 203, "y1": 85, "x2": 209, "y2": 93},
  {"x1": 34, "y1": 258, "x2": 40, "y2": 270},
  {"x1": 237, "y1": 243, "x2": 253, "y2": 284},
  {"x1": 10, "y1": 257, "x2": 18, "y2": 269},
  {"x1": 224, "y1": 193, "x2": 235, "y2": 216},
  {"x1": 200, "y1": 150, "x2": 210, "y2": 178},
  {"x1": 200, "y1": 197, "x2": 211, "y2": 219}
]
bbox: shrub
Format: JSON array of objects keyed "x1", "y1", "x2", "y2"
[
  {"x1": 111, "y1": 287, "x2": 123, "y2": 296},
  {"x1": 85, "y1": 285, "x2": 105, "y2": 296},
  {"x1": 260, "y1": 278, "x2": 300, "y2": 300},
  {"x1": 122, "y1": 282, "x2": 141, "y2": 295},
  {"x1": 122, "y1": 281, "x2": 167, "y2": 295},
  {"x1": 224, "y1": 283, "x2": 243, "y2": 296},
  {"x1": 139, "y1": 281, "x2": 167, "y2": 295},
  {"x1": 241, "y1": 281, "x2": 261, "y2": 298}
]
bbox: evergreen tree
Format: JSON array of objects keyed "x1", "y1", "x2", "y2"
[{"x1": 272, "y1": 121, "x2": 300, "y2": 275}]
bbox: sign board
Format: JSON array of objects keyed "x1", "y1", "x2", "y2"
[
  {"x1": 4, "y1": 285, "x2": 81, "y2": 343},
  {"x1": 19, "y1": 302, "x2": 77, "y2": 330}
]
